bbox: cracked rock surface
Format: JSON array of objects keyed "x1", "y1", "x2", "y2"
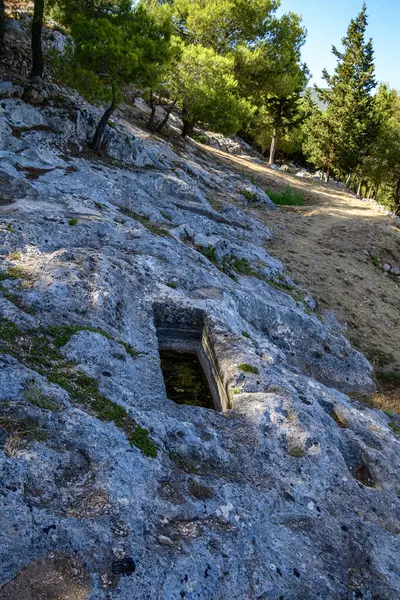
[{"x1": 0, "y1": 89, "x2": 399, "y2": 600}]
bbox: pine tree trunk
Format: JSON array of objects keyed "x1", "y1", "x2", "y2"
[
  {"x1": 394, "y1": 176, "x2": 400, "y2": 215},
  {"x1": 30, "y1": 0, "x2": 44, "y2": 78},
  {"x1": 0, "y1": 0, "x2": 5, "y2": 50},
  {"x1": 326, "y1": 166, "x2": 331, "y2": 183},
  {"x1": 157, "y1": 99, "x2": 176, "y2": 133},
  {"x1": 181, "y1": 105, "x2": 194, "y2": 139},
  {"x1": 268, "y1": 127, "x2": 278, "y2": 165},
  {"x1": 91, "y1": 89, "x2": 117, "y2": 151},
  {"x1": 146, "y1": 91, "x2": 158, "y2": 131},
  {"x1": 357, "y1": 180, "x2": 362, "y2": 197}
]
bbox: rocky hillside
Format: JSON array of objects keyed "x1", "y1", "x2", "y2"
[{"x1": 0, "y1": 79, "x2": 400, "y2": 600}]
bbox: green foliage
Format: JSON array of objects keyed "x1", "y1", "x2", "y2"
[
  {"x1": 303, "y1": 4, "x2": 378, "y2": 178},
  {"x1": 68, "y1": 217, "x2": 78, "y2": 226},
  {"x1": 238, "y1": 363, "x2": 259, "y2": 375},
  {"x1": 167, "y1": 42, "x2": 254, "y2": 136},
  {"x1": 198, "y1": 245, "x2": 219, "y2": 265},
  {"x1": 242, "y1": 331, "x2": 251, "y2": 339},
  {"x1": 266, "y1": 186, "x2": 304, "y2": 206},
  {"x1": 145, "y1": 0, "x2": 279, "y2": 53},
  {"x1": 388, "y1": 421, "x2": 400, "y2": 435},
  {"x1": 52, "y1": 4, "x2": 173, "y2": 147},
  {"x1": 288, "y1": 446, "x2": 305, "y2": 458},
  {"x1": 240, "y1": 189, "x2": 258, "y2": 203}
]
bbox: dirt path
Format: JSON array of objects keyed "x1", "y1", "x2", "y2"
[{"x1": 203, "y1": 145, "x2": 400, "y2": 410}]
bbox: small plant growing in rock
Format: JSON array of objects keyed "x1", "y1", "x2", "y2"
[
  {"x1": 240, "y1": 189, "x2": 258, "y2": 203},
  {"x1": 68, "y1": 217, "x2": 78, "y2": 226},
  {"x1": 242, "y1": 331, "x2": 251, "y2": 339},
  {"x1": 167, "y1": 281, "x2": 177, "y2": 289},
  {"x1": 24, "y1": 382, "x2": 61, "y2": 412},
  {"x1": 288, "y1": 446, "x2": 305, "y2": 458},
  {"x1": 6, "y1": 224, "x2": 15, "y2": 233},
  {"x1": 371, "y1": 255, "x2": 379, "y2": 267},
  {"x1": 238, "y1": 363, "x2": 259, "y2": 375}
]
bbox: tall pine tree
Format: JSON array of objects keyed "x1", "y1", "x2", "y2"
[{"x1": 309, "y1": 3, "x2": 377, "y2": 180}]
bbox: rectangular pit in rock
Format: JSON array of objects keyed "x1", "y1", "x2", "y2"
[{"x1": 154, "y1": 304, "x2": 229, "y2": 411}]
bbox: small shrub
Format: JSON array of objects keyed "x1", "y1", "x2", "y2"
[
  {"x1": 199, "y1": 245, "x2": 218, "y2": 265},
  {"x1": 266, "y1": 186, "x2": 304, "y2": 206},
  {"x1": 288, "y1": 446, "x2": 305, "y2": 458},
  {"x1": 238, "y1": 363, "x2": 259, "y2": 375},
  {"x1": 160, "y1": 211, "x2": 172, "y2": 222},
  {"x1": 371, "y1": 256, "x2": 379, "y2": 267},
  {"x1": 240, "y1": 189, "x2": 258, "y2": 203},
  {"x1": 242, "y1": 331, "x2": 251, "y2": 339},
  {"x1": 167, "y1": 281, "x2": 177, "y2": 289},
  {"x1": 191, "y1": 132, "x2": 208, "y2": 144},
  {"x1": 68, "y1": 217, "x2": 78, "y2": 226},
  {"x1": 6, "y1": 224, "x2": 15, "y2": 233}
]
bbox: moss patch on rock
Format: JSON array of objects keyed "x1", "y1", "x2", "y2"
[{"x1": 0, "y1": 318, "x2": 157, "y2": 457}]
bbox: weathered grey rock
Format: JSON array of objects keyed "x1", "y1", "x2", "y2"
[
  {"x1": 1, "y1": 89, "x2": 399, "y2": 600},
  {"x1": 0, "y1": 81, "x2": 23, "y2": 99}
]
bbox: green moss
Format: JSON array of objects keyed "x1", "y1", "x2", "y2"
[
  {"x1": 0, "y1": 266, "x2": 27, "y2": 282},
  {"x1": 288, "y1": 446, "x2": 305, "y2": 458},
  {"x1": 167, "y1": 281, "x2": 177, "y2": 289},
  {"x1": 94, "y1": 201, "x2": 105, "y2": 210},
  {"x1": 24, "y1": 382, "x2": 61, "y2": 411},
  {"x1": 388, "y1": 422, "x2": 400, "y2": 435},
  {"x1": 0, "y1": 285, "x2": 36, "y2": 315},
  {"x1": 268, "y1": 279, "x2": 293, "y2": 292},
  {"x1": 242, "y1": 331, "x2": 251, "y2": 339},
  {"x1": 228, "y1": 256, "x2": 258, "y2": 277},
  {"x1": 240, "y1": 189, "x2": 258, "y2": 203},
  {"x1": 238, "y1": 363, "x2": 259, "y2": 375},
  {"x1": 160, "y1": 211, "x2": 172, "y2": 222},
  {"x1": 46, "y1": 324, "x2": 139, "y2": 357},
  {"x1": 68, "y1": 217, "x2": 78, "y2": 226},
  {"x1": 371, "y1": 256, "x2": 379, "y2": 267},
  {"x1": 128, "y1": 425, "x2": 157, "y2": 458},
  {"x1": 0, "y1": 317, "x2": 156, "y2": 457},
  {"x1": 119, "y1": 208, "x2": 171, "y2": 237},
  {"x1": 198, "y1": 245, "x2": 219, "y2": 265}
]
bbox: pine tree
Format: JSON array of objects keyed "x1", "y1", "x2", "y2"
[
  {"x1": 165, "y1": 42, "x2": 254, "y2": 138},
  {"x1": 53, "y1": 4, "x2": 173, "y2": 150},
  {"x1": 314, "y1": 3, "x2": 378, "y2": 178}
]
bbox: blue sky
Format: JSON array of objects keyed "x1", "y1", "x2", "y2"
[{"x1": 277, "y1": 0, "x2": 400, "y2": 89}]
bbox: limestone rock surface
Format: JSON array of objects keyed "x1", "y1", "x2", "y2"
[{"x1": 0, "y1": 88, "x2": 399, "y2": 600}]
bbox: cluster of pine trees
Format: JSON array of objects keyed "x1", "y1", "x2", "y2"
[
  {"x1": 1, "y1": 1, "x2": 399, "y2": 213},
  {"x1": 301, "y1": 4, "x2": 400, "y2": 214}
]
